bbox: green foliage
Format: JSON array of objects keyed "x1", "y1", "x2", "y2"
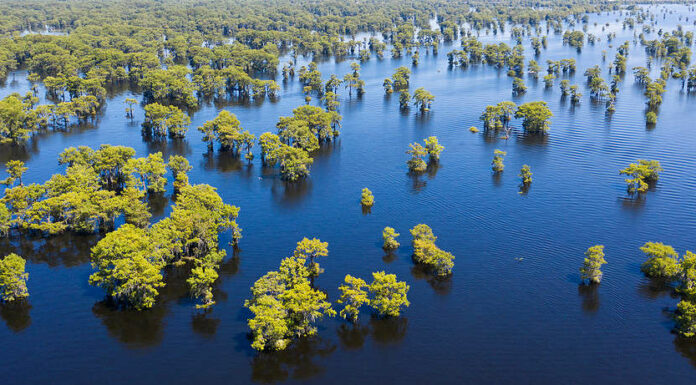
[
  {"x1": 515, "y1": 101, "x2": 553, "y2": 133},
  {"x1": 293, "y1": 237, "x2": 329, "y2": 277},
  {"x1": 580, "y1": 245, "x2": 607, "y2": 284},
  {"x1": 360, "y1": 188, "x2": 374, "y2": 207},
  {"x1": 619, "y1": 159, "x2": 662, "y2": 194},
  {"x1": 1, "y1": 160, "x2": 27, "y2": 187},
  {"x1": 245, "y1": 253, "x2": 335, "y2": 351},
  {"x1": 676, "y1": 300, "x2": 696, "y2": 337},
  {"x1": 640, "y1": 242, "x2": 680, "y2": 279},
  {"x1": 406, "y1": 142, "x2": 427, "y2": 172},
  {"x1": 519, "y1": 164, "x2": 532, "y2": 184},
  {"x1": 412, "y1": 87, "x2": 434, "y2": 112},
  {"x1": 368, "y1": 271, "x2": 410, "y2": 317},
  {"x1": 410, "y1": 224, "x2": 454, "y2": 276},
  {"x1": 142, "y1": 103, "x2": 190, "y2": 138},
  {"x1": 480, "y1": 101, "x2": 517, "y2": 131},
  {"x1": 89, "y1": 183, "x2": 241, "y2": 309},
  {"x1": 382, "y1": 227, "x2": 400, "y2": 250},
  {"x1": 512, "y1": 77, "x2": 527, "y2": 95},
  {"x1": 424, "y1": 136, "x2": 444, "y2": 162},
  {"x1": 391, "y1": 66, "x2": 411, "y2": 91},
  {"x1": 337, "y1": 274, "x2": 369, "y2": 322},
  {"x1": 0, "y1": 253, "x2": 29, "y2": 302},
  {"x1": 491, "y1": 149, "x2": 506, "y2": 173}
]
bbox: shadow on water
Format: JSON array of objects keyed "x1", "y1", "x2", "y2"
[
  {"x1": 407, "y1": 171, "x2": 427, "y2": 193},
  {"x1": 370, "y1": 316, "x2": 408, "y2": 345},
  {"x1": 0, "y1": 142, "x2": 38, "y2": 164},
  {"x1": 0, "y1": 232, "x2": 99, "y2": 268},
  {"x1": 410, "y1": 264, "x2": 453, "y2": 295},
  {"x1": 92, "y1": 299, "x2": 167, "y2": 348},
  {"x1": 271, "y1": 179, "x2": 313, "y2": 206},
  {"x1": 91, "y1": 265, "x2": 191, "y2": 348},
  {"x1": 673, "y1": 336, "x2": 696, "y2": 369},
  {"x1": 0, "y1": 300, "x2": 32, "y2": 332},
  {"x1": 143, "y1": 136, "x2": 192, "y2": 158},
  {"x1": 191, "y1": 311, "x2": 221, "y2": 339},
  {"x1": 202, "y1": 150, "x2": 246, "y2": 174},
  {"x1": 382, "y1": 250, "x2": 397, "y2": 264},
  {"x1": 250, "y1": 337, "x2": 336, "y2": 383},
  {"x1": 336, "y1": 323, "x2": 369, "y2": 350},
  {"x1": 636, "y1": 277, "x2": 677, "y2": 300},
  {"x1": 578, "y1": 283, "x2": 600, "y2": 314}
]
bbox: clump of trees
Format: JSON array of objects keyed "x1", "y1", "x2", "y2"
[
  {"x1": 0, "y1": 253, "x2": 29, "y2": 302},
  {"x1": 519, "y1": 165, "x2": 532, "y2": 185},
  {"x1": 580, "y1": 245, "x2": 607, "y2": 284},
  {"x1": 89, "y1": 183, "x2": 241, "y2": 310},
  {"x1": 410, "y1": 224, "x2": 454, "y2": 276},
  {"x1": 406, "y1": 137, "x2": 443, "y2": 172},
  {"x1": 0, "y1": 145, "x2": 180, "y2": 235},
  {"x1": 142, "y1": 103, "x2": 190, "y2": 138},
  {"x1": 337, "y1": 271, "x2": 410, "y2": 321},
  {"x1": 619, "y1": 159, "x2": 662, "y2": 195},
  {"x1": 515, "y1": 102, "x2": 553, "y2": 133},
  {"x1": 639, "y1": 242, "x2": 696, "y2": 337},
  {"x1": 245, "y1": 251, "x2": 335, "y2": 351}
]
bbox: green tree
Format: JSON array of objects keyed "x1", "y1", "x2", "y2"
[
  {"x1": 1, "y1": 160, "x2": 27, "y2": 187},
  {"x1": 519, "y1": 164, "x2": 532, "y2": 184},
  {"x1": 424, "y1": 136, "x2": 444, "y2": 162},
  {"x1": 406, "y1": 142, "x2": 427, "y2": 172},
  {"x1": 580, "y1": 245, "x2": 607, "y2": 284},
  {"x1": 515, "y1": 101, "x2": 553, "y2": 133},
  {"x1": 412, "y1": 88, "x2": 434, "y2": 112},
  {"x1": 492, "y1": 149, "x2": 506, "y2": 173},
  {"x1": 676, "y1": 300, "x2": 696, "y2": 337},
  {"x1": 0, "y1": 253, "x2": 29, "y2": 302},
  {"x1": 640, "y1": 242, "x2": 680, "y2": 279},
  {"x1": 382, "y1": 227, "x2": 400, "y2": 250},
  {"x1": 337, "y1": 274, "x2": 370, "y2": 322},
  {"x1": 360, "y1": 187, "x2": 374, "y2": 207},
  {"x1": 294, "y1": 237, "x2": 329, "y2": 277},
  {"x1": 368, "y1": 271, "x2": 410, "y2": 317},
  {"x1": 619, "y1": 159, "x2": 662, "y2": 194}
]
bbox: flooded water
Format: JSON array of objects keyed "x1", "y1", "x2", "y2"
[{"x1": 1, "y1": 4, "x2": 696, "y2": 384}]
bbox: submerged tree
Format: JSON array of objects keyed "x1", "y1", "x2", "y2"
[
  {"x1": 491, "y1": 149, "x2": 506, "y2": 173},
  {"x1": 0, "y1": 253, "x2": 29, "y2": 302},
  {"x1": 424, "y1": 136, "x2": 444, "y2": 162},
  {"x1": 519, "y1": 164, "x2": 532, "y2": 185},
  {"x1": 580, "y1": 245, "x2": 607, "y2": 284},
  {"x1": 245, "y1": 253, "x2": 335, "y2": 351},
  {"x1": 337, "y1": 274, "x2": 369, "y2": 322},
  {"x1": 368, "y1": 271, "x2": 410, "y2": 317},
  {"x1": 515, "y1": 101, "x2": 552, "y2": 133},
  {"x1": 406, "y1": 142, "x2": 427, "y2": 172},
  {"x1": 410, "y1": 224, "x2": 454, "y2": 276},
  {"x1": 360, "y1": 188, "x2": 374, "y2": 208},
  {"x1": 640, "y1": 242, "x2": 681, "y2": 279},
  {"x1": 293, "y1": 237, "x2": 329, "y2": 277},
  {"x1": 412, "y1": 88, "x2": 434, "y2": 112},
  {"x1": 382, "y1": 227, "x2": 400, "y2": 250},
  {"x1": 619, "y1": 159, "x2": 662, "y2": 195}
]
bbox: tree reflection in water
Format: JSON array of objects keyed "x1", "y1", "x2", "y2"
[
  {"x1": 250, "y1": 337, "x2": 336, "y2": 383},
  {"x1": 0, "y1": 300, "x2": 32, "y2": 332},
  {"x1": 336, "y1": 323, "x2": 369, "y2": 350},
  {"x1": 577, "y1": 283, "x2": 600, "y2": 314}
]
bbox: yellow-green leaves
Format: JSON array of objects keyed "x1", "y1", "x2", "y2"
[
  {"x1": 360, "y1": 188, "x2": 374, "y2": 207},
  {"x1": 492, "y1": 149, "x2": 506, "y2": 173},
  {"x1": 382, "y1": 227, "x2": 400, "y2": 250},
  {"x1": 0, "y1": 253, "x2": 29, "y2": 302},
  {"x1": 368, "y1": 272, "x2": 410, "y2": 317},
  {"x1": 580, "y1": 245, "x2": 607, "y2": 284},
  {"x1": 337, "y1": 275, "x2": 369, "y2": 322},
  {"x1": 619, "y1": 159, "x2": 662, "y2": 195},
  {"x1": 410, "y1": 224, "x2": 454, "y2": 276},
  {"x1": 640, "y1": 242, "x2": 680, "y2": 279}
]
